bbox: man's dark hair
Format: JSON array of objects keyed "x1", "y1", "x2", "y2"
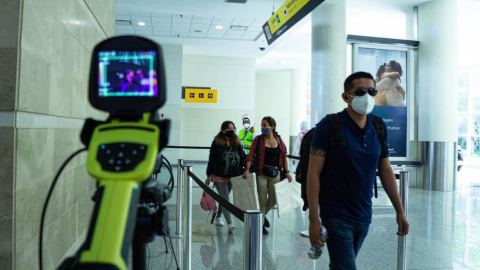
[{"x1": 343, "y1": 72, "x2": 376, "y2": 93}]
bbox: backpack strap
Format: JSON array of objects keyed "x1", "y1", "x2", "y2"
[
  {"x1": 370, "y1": 114, "x2": 387, "y2": 199},
  {"x1": 370, "y1": 114, "x2": 386, "y2": 147},
  {"x1": 326, "y1": 113, "x2": 345, "y2": 161}
]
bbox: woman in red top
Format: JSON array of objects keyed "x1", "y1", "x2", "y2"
[{"x1": 243, "y1": 116, "x2": 292, "y2": 234}]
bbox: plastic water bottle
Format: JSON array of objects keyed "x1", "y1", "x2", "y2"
[{"x1": 308, "y1": 226, "x2": 328, "y2": 259}]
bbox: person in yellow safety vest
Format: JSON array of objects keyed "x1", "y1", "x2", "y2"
[{"x1": 239, "y1": 114, "x2": 257, "y2": 155}]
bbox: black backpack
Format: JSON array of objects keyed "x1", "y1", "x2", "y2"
[
  {"x1": 295, "y1": 113, "x2": 386, "y2": 210},
  {"x1": 217, "y1": 145, "x2": 241, "y2": 177}
]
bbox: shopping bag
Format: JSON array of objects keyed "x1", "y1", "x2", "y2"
[
  {"x1": 274, "y1": 179, "x2": 303, "y2": 217},
  {"x1": 230, "y1": 173, "x2": 260, "y2": 211}
]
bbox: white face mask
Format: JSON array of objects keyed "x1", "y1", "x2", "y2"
[
  {"x1": 244, "y1": 123, "x2": 250, "y2": 129},
  {"x1": 348, "y1": 94, "x2": 375, "y2": 115}
]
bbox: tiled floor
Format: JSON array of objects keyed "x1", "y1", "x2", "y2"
[{"x1": 139, "y1": 163, "x2": 480, "y2": 270}]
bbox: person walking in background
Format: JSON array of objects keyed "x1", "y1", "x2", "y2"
[
  {"x1": 243, "y1": 116, "x2": 292, "y2": 235},
  {"x1": 293, "y1": 121, "x2": 310, "y2": 166},
  {"x1": 206, "y1": 121, "x2": 246, "y2": 233},
  {"x1": 239, "y1": 114, "x2": 257, "y2": 155}
]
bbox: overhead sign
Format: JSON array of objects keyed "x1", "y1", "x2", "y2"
[
  {"x1": 263, "y1": 0, "x2": 324, "y2": 45},
  {"x1": 184, "y1": 88, "x2": 217, "y2": 103}
]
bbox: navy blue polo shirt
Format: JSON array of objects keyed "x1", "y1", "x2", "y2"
[{"x1": 311, "y1": 109, "x2": 389, "y2": 224}]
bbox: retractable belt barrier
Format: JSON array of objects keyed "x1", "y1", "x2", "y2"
[{"x1": 180, "y1": 164, "x2": 245, "y2": 222}]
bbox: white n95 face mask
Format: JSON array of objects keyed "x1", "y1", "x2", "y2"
[
  {"x1": 348, "y1": 94, "x2": 375, "y2": 115},
  {"x1": 244, "y1": 123, "x2": 250, "y2": 129}
]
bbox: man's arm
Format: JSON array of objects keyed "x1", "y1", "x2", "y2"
[
  {"x1": 307, "y1": 146, "x2": 326, "y2": 247},
  {"x1": 378, "y1": 158, "x2": 409, "y2": 236}
]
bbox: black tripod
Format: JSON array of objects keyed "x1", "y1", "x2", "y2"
[{"x1": 133, "y1": 179, "x2": 180, "y2": 270}]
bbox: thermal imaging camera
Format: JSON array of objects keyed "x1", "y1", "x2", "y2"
[
  {"x1": 54, "y1": 36, "x2": 171, "y2": 270},
  {"x1": 89, "y1": 36, "x2": 166, "y2": 116}
]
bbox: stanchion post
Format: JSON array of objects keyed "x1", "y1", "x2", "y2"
[
  {"x1": 244, "y1": 210, "x2": 263, "y2": 270},
  {"x1": 397, "y1": 171, "x2": 409, "y2": 270},
  {"x1": 183, "y1": 166, "x2": 193, "y2": 270},
  {"x1": 174, "y1": 159, "x2": 184, "y2": 237}
]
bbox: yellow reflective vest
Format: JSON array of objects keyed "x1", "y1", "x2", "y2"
[{"x1": 239, "y1": 128, "x2": 255, "y2": 155}]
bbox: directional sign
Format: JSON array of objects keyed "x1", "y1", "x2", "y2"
[
  {"x1": 185, "y1": 88, "x2": 217, "y2": 103},
  {"x1": 263, "y1": 0, "x2": 324, "y2": 45}
]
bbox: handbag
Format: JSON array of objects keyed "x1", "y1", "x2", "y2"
[
  {"x1": 200, "y1": 187, "x2": 217, "y2": 211},
  {"x1": 262, "y1": 165, "x2": 279, "y2": 177}
]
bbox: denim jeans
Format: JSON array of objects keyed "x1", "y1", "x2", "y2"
[{"x1": 322, "y1": 218, "x2": 370, "y2": 270}]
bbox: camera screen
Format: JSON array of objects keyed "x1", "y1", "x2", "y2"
[{"x1": 98, "y1": 51, "x2": 158, "y2": 97}]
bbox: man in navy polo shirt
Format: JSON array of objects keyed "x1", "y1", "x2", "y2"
[{"x1": 307, "y1": 72, "x2": 409, "y2": 269}]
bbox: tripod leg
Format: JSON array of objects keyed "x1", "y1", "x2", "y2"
[
  {"x1": 164, "y1": 235, "x2": 169, "y2": 253},
  {"x1": 167, "y1": 233, "x2": 180, "y2": 270}
]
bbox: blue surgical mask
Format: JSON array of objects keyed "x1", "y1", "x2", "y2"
[{"x1": 261, "y1": 128, "x2": 271, "y2": 136}]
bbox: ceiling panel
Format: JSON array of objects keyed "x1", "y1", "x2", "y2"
[
  {"x1": 154, "y1": 31, "x2": 171, "y2": 36},
  {"x1": 117, "y1": 29, "x2": 135, "y2": 34},
  {"x1": 152, "y1": 17, "x2": 171, "y2": 23},
  {"x1": 115, "y1": 12, "x2": 263, "y2": 42},
  {"x1": 224, "y1": 35, "x2": 241, "y2": 40},
  {"x1": 172, "y1": 22, "x2": 191, "y2": 28},
  {"x1": 189, "y1": 32, "x2": 207, "y2": 38},
  {"x1": 152, "y1": 22, "x2": 171, "y2": 28},
  {"x1": 130, "y1": 12, "x2": 150, "y2": 17},
  {"x1": 116, "y1": 15, "x2": 131, "y2": 21},
  {"x1": 190, "y1": 24, "x2": 210, "y2": 30},
  {"x1": 206, "y1": 34, "x2": 226, "y2": 39},
  {"x1": 192, "y1": 18, "x2": 212, "y2": 25},
  {"x1": 194, "y1": 15, "x2": 214, "y2": 20},
  {"x1": 172, "y1": 27, "x2": 190, "y2": 33},
  {"x1": 231, "y1": 20, "x2": 252, "y2": 27},
  {"x1": 151, "y1": 13, "x2": 171, "y2": 18},
  {"x1": 116, "y1": 11, "x2": 130, "y2": 16},
  {"x1": 115, "y1": 25, "x2": 134, "y2": 30}
]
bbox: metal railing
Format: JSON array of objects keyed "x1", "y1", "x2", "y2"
[
  {"x1": 397, "y1": 171, "x2": 409, "y2": 270},
  {"x1": 176, "y1": 159, "x2": 263, "y2": 270}
]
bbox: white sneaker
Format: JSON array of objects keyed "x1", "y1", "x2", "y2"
[
  {"x1": 216, "y1": 217, "x2": 224, "y2": 226},
  {"x1": 228, "y1": 224, "x2": 236, "y2": 232}
]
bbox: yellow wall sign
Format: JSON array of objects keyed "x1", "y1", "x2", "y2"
[{"x1": 185, "y1": 88, "x2": 217, "y2": 103}]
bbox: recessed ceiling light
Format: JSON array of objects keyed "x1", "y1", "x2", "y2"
[
  {"x1": 216, "y1": 25, "x2": 223, "y2": 30},
  {"x1": 138, "y1": 22, "x2": 146, "y2": 26}
]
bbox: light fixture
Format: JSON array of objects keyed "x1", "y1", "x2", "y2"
[
  {"x1": 138, "y1": 22, "x2": 146, "y2": 26},
  {"x1": 194, "y1": 30, "x2": 203, "y2": 33},
  {"x1": 216, "y1": 25, "x2": 223, "y2": 30}
]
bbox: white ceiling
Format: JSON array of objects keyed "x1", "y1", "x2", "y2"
[
  {"x1": 115, "y1": 12, "x2": 264, "y2": 40},
  {"x1": 115, "y1": 0, "x2": 433, "y2": 70}
]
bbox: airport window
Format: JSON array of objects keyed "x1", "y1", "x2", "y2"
[{"x1": 458, "y1": 66, "x2": 480, "y2": 156}]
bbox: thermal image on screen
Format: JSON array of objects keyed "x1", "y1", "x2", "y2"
[{"x1": 98, "y1": 51, "x2": 158, "y2": 97}]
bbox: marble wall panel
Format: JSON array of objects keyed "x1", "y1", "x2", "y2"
[
  {"x1": 84, "y1": 0, "x2": 116, "y2": 37},
  {"x1": 0, "y1": 191, "x2": 13, "y2": 254},
  {"x1": 0, "y1": 48, "x2": 18, "y2": 111},
  {"x1": 17, "y1": 49, "x2": 51, "y2": 115},
  {"x1": 0, "y1": 0, "x2": 21, "y2": 48},
  {"x1": 0, "y1": 254, "x2": 12, "y2": 270},
  {"x1": 15, "y1": 179, "x2": 49, "y2": 251},
  {"x1": 15, "y1": 129, "x2": 54, "y2": 191},
  {"x1": 0, "y1": 127, "x2": 14, "y2": 192}
]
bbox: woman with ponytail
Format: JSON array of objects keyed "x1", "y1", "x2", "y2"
[{"x1": 242, "y1": 116, "x2": 292, "y2": 235}]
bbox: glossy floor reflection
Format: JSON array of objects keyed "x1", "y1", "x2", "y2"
[{"x1": 141, "y1": 163, "x2": 480, "y2": 269}]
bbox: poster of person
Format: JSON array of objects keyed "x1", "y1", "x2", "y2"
[{"x1": 356, "y1": 46, "x2": 408, "y2": 158}]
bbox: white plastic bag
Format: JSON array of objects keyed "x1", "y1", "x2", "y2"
[
  {"x1": 274, "y1": 179, "x2": 303, "y2": 217},
  {"x1": 231, "y1": 173, "x2": 260, "y2": 211}
]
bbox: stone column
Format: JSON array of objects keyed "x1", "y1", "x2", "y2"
[
  {"x1": 310, "y1": 0, "x2": 347, "y2": 127},
  {"x1": 289, "y1": 68, "x2": 307, "y2": 153},
  {"x1": 418, "y1": 0, "x2": 458, "y2": 191}
]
